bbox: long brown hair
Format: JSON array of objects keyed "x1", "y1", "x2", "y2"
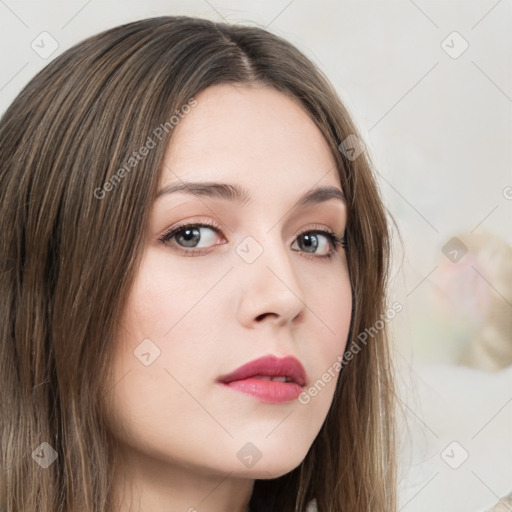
[{"x1": 0, "y1": 15, "x2": 396, "y2": 512}]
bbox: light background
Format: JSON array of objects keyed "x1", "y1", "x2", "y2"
[{"x1": 1, "y1": 1, "x2": 511, "y2": 511}]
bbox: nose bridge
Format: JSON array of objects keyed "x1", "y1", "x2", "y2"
[{"x1": 235, "y1": 228, "x2": 305, "y2": 324}]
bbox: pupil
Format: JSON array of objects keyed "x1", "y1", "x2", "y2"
[
  {"x1": 179, "y1": 228, "x2": 200, "y2": 247},
  {"x1": 302, "y1": 234, "x2": 318, "y2": 253}
]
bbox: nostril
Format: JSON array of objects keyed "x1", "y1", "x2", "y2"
[{"x1": 255, "y1": 312, "x2": 277, "y2": 322}]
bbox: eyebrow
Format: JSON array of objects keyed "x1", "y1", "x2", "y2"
[{"x1": 156, "y1": 181, "x2": 346, "y2": 209}]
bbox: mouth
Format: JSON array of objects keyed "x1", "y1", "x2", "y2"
[{"x1": 216, "y1": 354, "x2": 307, "y2": 404}]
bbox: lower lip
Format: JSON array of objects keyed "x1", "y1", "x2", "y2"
[{"x1": 220, "y1": 378, "x2": 304, "y2": 403}]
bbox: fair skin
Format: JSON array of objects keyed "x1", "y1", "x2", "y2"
[{"x1": 105, "y1": 83, "x2": 352, "y2": 512}]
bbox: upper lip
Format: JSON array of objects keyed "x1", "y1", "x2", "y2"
[{"x1": 217, "y1": 355, "x2": 307, "y2": 387}]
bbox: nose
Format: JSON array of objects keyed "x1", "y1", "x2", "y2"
[{"x1": 235, "y1": 235, "x2": 306, "y2": 329}]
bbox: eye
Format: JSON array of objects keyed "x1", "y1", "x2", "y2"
[
  {"x1": 158, "y1": 221, "x2": 347, "y2": 259},
  {"x1": 159, "y1": 219, "x2": 224, "y2": 256},
  {"x1": 292, "y1": 229, "x2": 347, "y2": 260}
]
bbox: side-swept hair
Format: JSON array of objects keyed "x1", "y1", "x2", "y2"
[{"x1": 0, "y1": 15, "x2": 396, "y2": 512}]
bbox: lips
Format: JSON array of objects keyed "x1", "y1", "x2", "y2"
[{"x1": 217, "y1": 355, "x2": 307, "y2": 403}]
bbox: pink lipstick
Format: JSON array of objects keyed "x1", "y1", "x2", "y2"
[{"x1": 217, "y1": 355, "x2": 307, "y2": 404}]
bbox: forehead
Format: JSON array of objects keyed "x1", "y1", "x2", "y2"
[{"x1": 160, "y1": 83, "x2": 341, "y2": 193}]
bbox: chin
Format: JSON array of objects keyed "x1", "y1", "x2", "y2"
[{"x1": 240, "y1": 450, "x2": 308, "y2": 480}]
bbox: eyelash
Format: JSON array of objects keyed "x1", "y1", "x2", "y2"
[{"x1": 158, "y1": 219, "x2": 347, "y2": 260}]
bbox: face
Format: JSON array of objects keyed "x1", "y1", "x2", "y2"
[{"x1": 105, "y1": 83, "x2": 352, "y2": 481}]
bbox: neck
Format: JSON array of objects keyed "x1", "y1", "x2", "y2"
[{"x1": 110, "y1": 446, "x2": 254, "y2": 512}]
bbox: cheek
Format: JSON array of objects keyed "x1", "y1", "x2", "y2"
[
  {"x1": 304, "y1": 260, "x2": 352, "y2": 359},
  {"x1": 105, "y1": 252, "x2": 212, "y2": 401},
  {"x1": 122, "y1": 249, "x2": 221, "y2": 337},
  {"x1": 285, "y1": 262, "x2": 351, "y2": 425}
]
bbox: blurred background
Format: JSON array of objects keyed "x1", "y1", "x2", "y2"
[{"x1": 1, "y1": 1, "x2": 511, "y2": 510}]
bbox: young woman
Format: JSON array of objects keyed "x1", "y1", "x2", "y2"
[{"x1": 0, "y1": 15, "x2": 396, "y2": 512}]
